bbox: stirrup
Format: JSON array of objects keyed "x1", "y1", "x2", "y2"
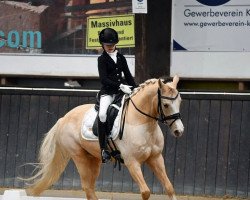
[{"x1": 101, "y1": 149, "x2": 111, "y2": 163}]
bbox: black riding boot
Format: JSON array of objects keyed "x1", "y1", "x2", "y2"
[{"x1": 98, "y1": 119, "x2": 111, "y2": 163}]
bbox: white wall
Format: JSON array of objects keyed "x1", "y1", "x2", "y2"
[
  {"x1": 0, "y1": 54, "x2": 135, "y2": 77},
  {"x1": 171, "y1": 52, "x2": 250, "y2": 80}
]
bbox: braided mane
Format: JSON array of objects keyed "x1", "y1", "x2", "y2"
[{"x1": 131, "y1": 78, "x2": 164, "y2": 97}]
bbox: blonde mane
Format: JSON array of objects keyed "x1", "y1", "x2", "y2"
[{"x1": 131, "y1": 78, "x2": 163, "y2": 97}]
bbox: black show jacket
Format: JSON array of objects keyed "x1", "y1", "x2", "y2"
[{"x1": 98, "y1": 51, "x2": 137, "y2": 95}]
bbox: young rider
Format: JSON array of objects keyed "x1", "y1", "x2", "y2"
[{"x1": 97, "y1": 28, "x2": 137, "y2": 163}]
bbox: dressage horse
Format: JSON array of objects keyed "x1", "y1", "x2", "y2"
[{"x1": 25, "y1": 76, "x2": 184, "y2": 200}]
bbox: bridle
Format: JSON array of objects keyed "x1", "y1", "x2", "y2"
[
  {"x1": 118, "y1": 88, "x2": 182, "y2": 139},
  {"x1": 129, "y1": 88, "x2": 181, "y2": 127}
]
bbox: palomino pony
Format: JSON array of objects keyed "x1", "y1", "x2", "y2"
[{"x1": 25, "y1": 76, "x2": 184, "y2": 200}]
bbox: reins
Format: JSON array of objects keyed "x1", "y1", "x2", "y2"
[
  {"x1": 130, "y1": 89, "x2": 181, "y2": 125},
  {"x1": 119, "y1": 88, "x2": 181, "y2": 140}
]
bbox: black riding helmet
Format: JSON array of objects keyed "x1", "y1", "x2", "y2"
[{"x1": 99, "y1": 28, "x2": 119, "y2": 44}]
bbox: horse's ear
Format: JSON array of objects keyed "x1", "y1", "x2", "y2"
[
  {"x1": 158, "y1": 79, "x2": 164, "y2": 89},
  {"x1": 172, "y1": 75, "x2": 179, "y2": 88}
]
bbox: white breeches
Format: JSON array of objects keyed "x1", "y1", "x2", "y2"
[{"x1": 99, "y1": 94, "x2": 115, "y2": 122}]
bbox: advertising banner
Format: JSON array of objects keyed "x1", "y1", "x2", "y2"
[
  {"x1": 0, "y1": 0, "x2": 133, "y2": 55},
  {"x1": 172, "y1": 0, "x2": 250, "y2": 51},
  {"x1": 86, "y1": 14, "x2": 135, "y2": 49},
  {"x1": 0, "y1": 1, "x2": 135, "y2": 77}
]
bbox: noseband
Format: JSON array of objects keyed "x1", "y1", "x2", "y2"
[{"x1": 129, "y1": 88, "x2": 181, "y2": 127}]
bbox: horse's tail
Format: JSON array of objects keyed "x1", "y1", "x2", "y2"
[{"x1": 25, "y1": 118, "x2": 70, "y2": 196}]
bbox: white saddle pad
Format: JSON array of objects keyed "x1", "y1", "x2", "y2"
[{"x1": 81, "y1": 95, "x2": 127, "y2": 141}]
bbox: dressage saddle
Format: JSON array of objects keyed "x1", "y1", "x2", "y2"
[{"x1": 92, "y1": 92, "x2": 124, "y2": 137}]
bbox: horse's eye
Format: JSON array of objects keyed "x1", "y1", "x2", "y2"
[{"x1": 164, "y1": 104, "x2": 168, "y2": 108}]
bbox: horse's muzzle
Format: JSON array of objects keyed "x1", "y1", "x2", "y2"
[{"x1": 174, "y1": 129, "x2": 183, "y2": 138}]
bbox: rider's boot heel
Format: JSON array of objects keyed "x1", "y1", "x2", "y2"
[{"x1": 101, "y1": 149, "x2": 111, "y2": 163}]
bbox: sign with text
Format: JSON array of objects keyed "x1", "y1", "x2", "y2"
[
  {"x1": 86, "y1": 14, "x2": 135, "y2": 49},
  {"x1": 172, "y1": 0, "x2": 250, "y2": 51},
  {"x1": 132, "y1": 0, "x2": 147, "y2": 14},
  {"x1": 0, "y1": 1, "x2": 133, "y2": 55}
]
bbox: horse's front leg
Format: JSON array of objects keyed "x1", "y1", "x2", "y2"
[
  {"x1": 146, "y1": 154, "x2": 177, "y2": 200},
  {"x1": 126, "y1": 161, "x2": 151, "y2": 200}
]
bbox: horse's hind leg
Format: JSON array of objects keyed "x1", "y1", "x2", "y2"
[
  {"x1": 146, "y1": 154, "x2": 177, "y2": 200},
  {"x1": 126, "y1": 161, "x2": 150, "y2": 200},
  {"x1": 72, "y1": 149, "x2": 101, "y2": 200}
]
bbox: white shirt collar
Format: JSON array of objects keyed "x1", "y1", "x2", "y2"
[{"x1": 107, "y1": 50, "x2": 118, "y2": 63}]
